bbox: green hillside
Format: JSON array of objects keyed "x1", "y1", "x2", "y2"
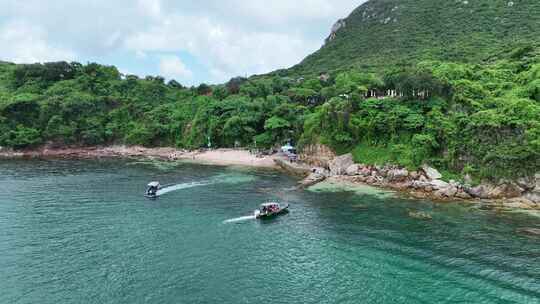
[
  {"x1": 0, "y1": 0, "x2": 539, "y2": 181},
  {"x1": 288, "y1": 0, "x2": 540, "y2": 76}
]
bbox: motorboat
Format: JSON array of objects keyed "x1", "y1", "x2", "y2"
[
  {"x1": 254, "y1": 202, "x2": 289, "y2": 219},
  {"x1": 145, "y1": 181, "x2": 160, "y2": 199}
]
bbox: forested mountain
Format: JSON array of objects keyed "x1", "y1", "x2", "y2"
[
  {"x1": 288, "y1": 0, "x2": 540, "y2": 76},
  {"x1": 0, "y1": 0, "x2": 539, "y2": 182}
]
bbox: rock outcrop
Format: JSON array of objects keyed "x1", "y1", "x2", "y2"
[
  {"x1": 346, "y1": 164, "x2": 360, "y2": 176},
  {"x1": 294, "y1": 153, "x2": 539, "y2": 211},
  {"x1": 274, "y1": 158, "x2": 311, "y2": 177},
  {"x1": 523, "y1": 173, "x2": 540, "y2": 204},
  {"x1": 466, "y1": 182, "x2": 526, "y2": 200},
  {"x1": 299, "y1": 173, "x2": 326, "y2": 189},
  {"x1": 299, "y1": 144, "x2": 336, "y2": 168},
  {"x1": 325, "y1": 19, "x2": 346, "y2": 44},
  {"x1": 421, "y1": 165, "x2": 442, "y2": 180},
  {"x1": 387, "y1": 168, "x2": 409, "y2": 182},
  {"x1": 525, "y1": 191, "x2": 540, "y2": 204},
  {"x1": 329, "y1": 153, "x2": 354, "y2": 176}
]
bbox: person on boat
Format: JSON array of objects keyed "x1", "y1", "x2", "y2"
[
  {"x1": 147, "y1": 185, "x2": 158, "y2": 196},
  {"x1": 146, "y1": 182, "x2": 160, "y2": 197}
]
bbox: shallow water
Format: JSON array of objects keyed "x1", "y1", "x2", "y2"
[{"x1": 1, "y1": 159, "x2": 539, "y2": 304}]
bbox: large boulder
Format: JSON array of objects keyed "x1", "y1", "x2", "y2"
[
  {"x1": 346, "y1": 164, "x2": 360, "y2": 176},
  {"x1": 516, "y1": 176, "x2": 536, "y2": 191},
  {"x1": 312, "y1": 167, "x2": 330, "y2": 176},
  {"x1": 489, "y1": 183, "x2": 524, "y2": 199},
  {"x1": 387, "y1": 168, "x2": 409, "y2": 182},
  {"x1": 378, "y1": 167, "x2": 389, "y2": 178},
  {"x1": 455, "y1": 190, "x2": 472, "y2": 200},
  {"x1": 523, "y1": 173, "x2": 540, "y2": 203},
  {"x1": 525, "y1": 190, "x2": 540, "y2": 204},
  {"x1": 298, "y1": 173, "x2": 326, "y2": 188},
  {"x1": 409, "y1": 171, "x2": 421, "y2": 180},
  {"x1": 430, "y1": 179, "x2": 450, "y2": 190},
  {"x1": 422, "y1": 164, "x2": 442, "y2": 180},
  {"x1": 359, "y1": 166, "x2": 372, "y2": 177},
  {"x1": 466, "y1": 184, "x2": 495, "y2": 199},
  {"x1": 464, "y1": 183, "x2": 523, "y2": 199},
  {"x1": 411, "y1": 180, "x2": 430, "y2": 190},
  {"x1": 329, "y1": 153, "x2": 354, "y2": 176},
  {"x1": 435, "y1": 185, "x2": 458, "y2": 198}
]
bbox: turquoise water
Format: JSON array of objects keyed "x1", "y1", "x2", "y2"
[{"x1": 1, "y1": 159, "x2": 539, "y2": 304}]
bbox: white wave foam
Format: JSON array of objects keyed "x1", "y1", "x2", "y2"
[
  {"x1": 156, "y1": 181, "x2": 211, "y2": 196},
  {"x1": 223, "y1": 215, "x2": 256, "y2": 224}
]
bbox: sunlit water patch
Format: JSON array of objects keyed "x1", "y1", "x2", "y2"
[{"x1": 308, "y1": 179, "x2": 395, "y2": 198}]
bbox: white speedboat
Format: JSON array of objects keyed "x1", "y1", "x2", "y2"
[{"x1": 145, "y1": 181, "x2": 160, "y2": 199}]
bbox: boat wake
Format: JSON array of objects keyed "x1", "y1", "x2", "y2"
[
  {"x1": 223, "y1": 215, "x2": 256, "y2": 224},
  {"x1": 154, "y1": 173, "x2": 255, "y2": 197},
  {"x1": 156, "y1": 181, "x2": 210, "y2": 196}
]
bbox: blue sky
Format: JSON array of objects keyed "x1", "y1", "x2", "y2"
[{"x1": 0, "y1": 0, "x2": 364, "y2": 86}]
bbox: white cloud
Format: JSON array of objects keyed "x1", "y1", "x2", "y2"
[
  {"x1": 135, "y1": 50, "x2": 148, "y2": 59},
  {"x1": 124, "y1": 14, "x2": 320, "y2": 82},
  {"x1": 0, "y1": 0, "x2": 366, "y2": 83},
  {"x1": 0, "y1": 21, "x2": 76, "y2": 63},
  {"x1": 159, "y1": 56, "x2": 193, "y2": 79},
  {"x1": 137, "y1": 0, "x2": 162, "y2": 19}
]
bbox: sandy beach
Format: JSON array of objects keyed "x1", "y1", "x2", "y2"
[
  {"x1": 0, "y1": 146, "x2": 279, "y2": 169},
  {"x1": 178, "y1": 149, "x2": 278, "y2": 168}
]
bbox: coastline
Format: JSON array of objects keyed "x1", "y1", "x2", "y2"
[
  {"x1": 278, "y1": 152, "x2": 540, "y2": 212},
  {"x1": 328, "y1": 175, "x2": 540, "y2": 214},
  {"x1": 0, "y1": 146, "x2": 279, "y2": 169},
  {"x1": 2, "y1": 145, "x2": 539, "y2": 213}
]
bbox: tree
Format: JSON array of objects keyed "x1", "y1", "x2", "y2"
[
  {"x1": 3, "y1": 125, "x2": 42, "y2": 148},
  {"x1": 212, "y1": 86, "x2": 229, "y2": 100},
  {"x1": 264, "y1": 116, "x2": 291, "y2": 143},
  {"x1": 226, "y1": 77, "x2": 247, "y2": 94},
  {"x1": 167, "y1": 79, "x2": 184, "y2": 89},
  {"x1": 0, "y1": 94, "x2": 41, "y2": 127},
  {"x1": 197, "y1": 83, "x2": 212, "y2": 95}
]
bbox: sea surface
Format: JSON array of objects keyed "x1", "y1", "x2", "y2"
[{"x1": 1, "y1": 159, "x2": 539, "y2": 304}]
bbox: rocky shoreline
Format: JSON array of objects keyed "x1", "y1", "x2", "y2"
[
  {"x1": 2, "y1": 145, "x2": 539, "y2": 212},
  {"x1": 291, "y1": 153, "x2": 540, "y2": 211}
]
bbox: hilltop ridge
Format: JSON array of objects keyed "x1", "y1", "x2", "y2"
[{"x1": 287, "y1": 0, "x2": 540, "y2": 75}]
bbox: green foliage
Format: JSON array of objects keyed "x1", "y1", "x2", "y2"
[
  {"x1": 289, "y1": 0, "x2": 540, "y2": 77},
  {"x1": 1, "y1": 125, "x2": 42, "y2": 148},
  {"x1": 304, "y1": 55, "x2": 540, "y2": 180},
  {"x1": 352, "y1": 142, "x2": 416, "y2": 169},
  {"x1": 335, "y1": 71, "x2": 382, "y2": 95},
  {"x1": 0, "y1": 39, "x2": 538, "y2": 180}
]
